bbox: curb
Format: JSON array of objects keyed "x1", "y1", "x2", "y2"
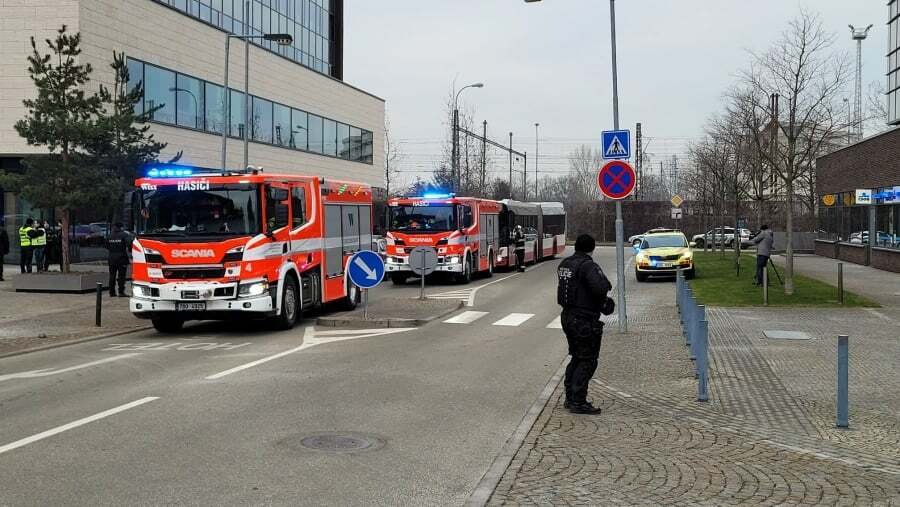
[
  {"x1": 0, "y1": 326, "x2": 152, "y2": 360},
  {"x1": 465, "y1": 355, "x2": 569, "y2": 507},
  {"x1": 315, "y1": 301, "x2": 464, "y2": 328}
]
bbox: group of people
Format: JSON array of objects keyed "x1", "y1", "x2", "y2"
[{"x1": 0, "y1": 217, "x2": 63, "y2": 278}]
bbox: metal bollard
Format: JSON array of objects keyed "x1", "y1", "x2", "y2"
[
  {"x1": 762, "y1": 267, "x2": 769, "y2": 306},
  {"x1": 836, "y1": 335, "x2": 849, "y2": 428},
  {"x1": 691, "y1": 305, "x2": 705, "y2": 367},
  {"x1": 697, "y1": 320, "x2": 709, "y2": 402},
  {"x1": 95, "y1": 282, "x2": 103, "y2": 327},
  {"x1": 684, "y1": 288, "x2": 694, "y2": 343},
  {"x1": 676, "y1": 270, "x2": 683, "y2": 310},
  {"x1": 838, "y1": 262, "x2": 844, "y2": 305}
]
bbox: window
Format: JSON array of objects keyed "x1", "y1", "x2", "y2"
[
  {"x1": 175, "y1": 73, "x2": 204, "y2": 129},
  {"x1": 292, "y1": 108, "x2": 308, "y2": 150},
  {"x1": 323, "y1": 118, "x2": 337, "y2": 156},
  {"x1": 308, "y1": 113, "x2": 323, "y2": 153},
  {"x1": 251, "y1": 96, "x2": 273, "y2": 143},
  {"x1": 361, "y1": 130, "x2": 373, "y2": 164},
  {"x1": 461, "y1": 205, "x2": 474, "y2": 229},
  {"x1": 229, "y1": 89, "x2": 246, "y2": 138},
  {"x1": 273, "y1": 103, "x2": 291, "y2": 147},
  {"x1": 337, "y1": 123, "x2": 350, "y2": 159},
  {"x1": 349, "y1": 126, "x2": 361, "y2": 161},
  {"x1": 126, "y1": 58, "x2": 144, "y2": 115},
  {"x1": 143, "y1": 64, "x2": 175, "y2": 124},
  {"x1": 205, "y1": 82, "x2": 225, "y2": 134},
  {"x1": 265, "y1": 185, "x2": 290, "y2": 231},
  {"x1": 292, "y1": 187, "x2": 306, "y2": 228}
]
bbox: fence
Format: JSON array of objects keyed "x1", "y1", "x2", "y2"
[{"x1": 675, "y1": 269, "x2": 709, "y2": 402}]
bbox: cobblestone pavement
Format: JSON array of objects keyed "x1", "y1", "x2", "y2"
[{"x1": 487, "y1": 255, "x2": 900, "y2": 506}]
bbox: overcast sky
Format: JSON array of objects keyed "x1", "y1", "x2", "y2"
[{"x1": 344, "y1": 1, "x2": 887, "y2": 188}]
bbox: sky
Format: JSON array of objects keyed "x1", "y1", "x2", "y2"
[{"x1": 343, "y1": 0, "x2": 888, "y2": 189}]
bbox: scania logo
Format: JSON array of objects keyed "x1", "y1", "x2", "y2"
[
  {"x1": 408, "y1": 237, "x2": 432, "y2": 243},
  {"x1": 171, "y1": 249, "x2": 215, "y2": 258}
]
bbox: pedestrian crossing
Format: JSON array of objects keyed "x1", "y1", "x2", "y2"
[
  {"x1": 427, "y1": 288, "x2": 475, "y2": 303},
  {"x1": 442, "y1": 310, "x2": 562, "y2": 329}
]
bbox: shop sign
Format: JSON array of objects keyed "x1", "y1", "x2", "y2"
[
  {"x1": 822, "y1": 194, "x2": 836, "y2": 206},
  {"x1": 855, "y1": 189, "x2": 872, "y2": 205}
]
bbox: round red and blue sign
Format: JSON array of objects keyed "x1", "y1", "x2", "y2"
[{"x1": 597, "y1": 160, "x2": 636, "y2": 200}]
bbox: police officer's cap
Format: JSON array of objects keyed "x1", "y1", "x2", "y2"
[{"x1": 574, "y1": 234, "x2": 596, "y2": 253}]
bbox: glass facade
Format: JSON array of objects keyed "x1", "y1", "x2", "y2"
[
  {"x1": 888, "y1": 0, "x2": 900, "y2": 124},
  {"x1": 152, "y1": 0, "x2": 341, "y2": 79},
  {"x1": 818, "y1": 189, "x2": 900, "y2": 249},
  {"x1": 128, "y1": 57, "x2": 372, "y2": 165}
]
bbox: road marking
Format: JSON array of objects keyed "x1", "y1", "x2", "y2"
[
  {"x1": 205, "y1": 326, "x2": 414, "y2": 380},
  {"x1": 0, "y1": 397, "x2": 159, "y2": 456},
  {"x1": 443, "y1": 311, "x2": 489, "y2": 324},
  {"x1": 546, "y1": 316, "x2": 562, "y2": 329},
  {"x1": 492, "y1": 313, "x2": 534, "y2": 327},
  {"x1": 0, "y1": 354, "x2": 141, "y2": 383},
  {"x1": 103, "y1": 342, "x2": 251, "y2": 351}
]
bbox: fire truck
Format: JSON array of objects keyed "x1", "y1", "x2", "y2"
[
  {"x1": 384, "y1": 194, "x2": 502, "y2": 284},
  {"x1": 128, "y1": 165, "x2": 372, "y2": 333}
]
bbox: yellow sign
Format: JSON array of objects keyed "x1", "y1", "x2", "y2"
[
  {"x1": 843, "y1": 193, "x2": 853, "y2": 206},
  {"x1": 670, "y1": 194, "x2": 684, "y2": 207},
  {"x1": 822, "y1": 194, "x2": 835, "y2": 206}
]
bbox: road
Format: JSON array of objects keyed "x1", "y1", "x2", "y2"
[{"x1": 0, "y1": 247, "x2": 623, "y2": 505}]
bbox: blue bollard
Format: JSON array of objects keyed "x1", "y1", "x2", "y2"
[
  {"x1": 836, "y1": 335, "x2": 849, "y2": 428},
  {"x1": 684, "y1": 288, "x2": 694, "y2": 343},
  {"x1": 697, "y1": 320, "x2": 709, "y2": 402},
  {"x1": 691, "y1": 305, "x2": 705, "y2": 367}
]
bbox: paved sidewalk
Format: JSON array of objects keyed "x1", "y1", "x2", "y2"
[
  {"x1": 486, "y1": 271, "x2": 900, "y2": 505},
  {"x1": 771, "y1": 253, "x2": 900, "y2": 308}
]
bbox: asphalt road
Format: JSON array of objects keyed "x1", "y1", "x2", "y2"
[{"x1": 0, "y1": 247, "x2": 630, "y2": 505}]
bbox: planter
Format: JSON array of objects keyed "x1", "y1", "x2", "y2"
[{"x1": 14, "y1": 271, "x2": 109, "y2": 293}]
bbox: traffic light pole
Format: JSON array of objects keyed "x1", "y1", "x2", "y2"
[{"x1": 610, "y1": 0, "x2": 627, "y2": 332}]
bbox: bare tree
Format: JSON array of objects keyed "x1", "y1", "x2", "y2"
[
  {"x1": 384, "y1": 113, "x2": 405, "y2": 197},
  {"x1": 865, "y1": 80, "x2": 890, "y2": 135},
  {"x1": 737, "y1": 10, "x2": 850, "y2": 295}
]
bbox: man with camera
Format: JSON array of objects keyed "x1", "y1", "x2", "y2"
[{"x1": 556, "y1": 234, "x2": 615, "y2": 415}]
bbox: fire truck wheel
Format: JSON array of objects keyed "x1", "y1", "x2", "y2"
[
  {"x1": 341, "y1": 282, "x2": 360, "y2": 310},
  {"x1": 458, "y1": 254, "x2": 473, "y2": 284},
  {"x1": 151, "y1": 317, "x2": 184, "y2": 333},
  {"x1": 273, "y1": 276, "x2": 300, "y2": 330},
  {"x1": 390, "y1": 273, "x2": 408, "y2": 285}
]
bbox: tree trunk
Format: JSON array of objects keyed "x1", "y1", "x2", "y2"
[
  {"x1": 784, "y1": 180, "x2": 794, "y2": 295},
  {"x1": 734, "y1": 188, "x2": 741, "y2": 275},
  {"x1": 61, "y1": 209, "x2": 71, "y2": 274}
]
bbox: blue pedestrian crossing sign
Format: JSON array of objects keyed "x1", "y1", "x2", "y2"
[
  {"x1": 347, "y1": 250, "x2": 385, "y2": 289},
  {"x1": 601, "y1": 130, "x2": 630, "y2": 160}
]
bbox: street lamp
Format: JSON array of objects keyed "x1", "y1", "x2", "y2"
[
  {"x1": 452, "y1": 82, "x2": 484, "y2": 192},
  {"x1": 220, "y1": 1, "x2": 293, "y2": 172},
  {"x1": 169, "y1": 87, "x2": 199, "y2": 129}
]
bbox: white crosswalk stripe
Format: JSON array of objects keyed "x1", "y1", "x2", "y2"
[
  {"x1": 546, "y1": 316, "x2": 562, "y2": 329},
  {"x1": 492, "y1": 313, "x2": 535, "y2": 327},
  {"x1": 427, "y1": 289, "x2": 474, "y2": 302},
  {"x1": 443, "y1": 311, "x2": 488, "y2": 324}
]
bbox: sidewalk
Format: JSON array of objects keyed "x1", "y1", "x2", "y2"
[
  {"x1": 772, "y1": 253, "x2": 900, "y2": 308},
  {"x1": 486, "y1": 276, "x2": 900, "y2": 505}
]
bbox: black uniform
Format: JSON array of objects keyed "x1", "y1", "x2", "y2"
[
  {"x1": 0, "y1": 225, "x2": 9, "y2": 281},
  {"x1": 105, "y1": 229, "x2": 131, "y2": 296},
  {"x1": 557, "y1": 251, "x2": 613, "y2": 406},
  {"x1": 514, "y1": 227, "x2": 526, "y2": 270}
]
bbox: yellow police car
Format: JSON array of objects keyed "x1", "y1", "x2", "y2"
[{"x1": 634, "y1": 231, "x2": 695, "y2": 282}]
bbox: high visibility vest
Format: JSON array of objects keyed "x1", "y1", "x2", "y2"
[
  {"x1": 19, "y1": 226, "x2": 32, "y2": 247},
  {"x1": 32, "y1": 228, "x2": 46, "y2": 247}
]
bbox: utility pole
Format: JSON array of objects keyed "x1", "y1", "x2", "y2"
[
  {"x1": 481, "y1": 120, "x2": 488, "y2": 191},
  {"x1": 850, "y1": 24, "x2": 873, "y2": 141},
  {"x1": 534, "y1": 123, "x2": 540, "y2": 201},
  {"x1": 609, "y1": 0, "x2": 627, "y2": 332},
  {"x1": 635, "y1": 122, "x2": 642, "y2": 200},
  {"x1": 509, "y1": 132, "x2": 514, "y2": 198},
  {"x1": 452, "y1": 108, "x2": 459, "y2": 192},
  {"x1": 673, "y1": 154, "x2": 678, "y2": 195}
]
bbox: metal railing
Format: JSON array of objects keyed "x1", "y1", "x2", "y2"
[{"x1": 675, "y1": 269, "x2": 709, "y2": 402}]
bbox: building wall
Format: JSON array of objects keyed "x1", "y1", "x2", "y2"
[
  {"x1": 872, "y1": 247, "x2": 900, "y2": 273},
  {"x1": 817, "y1": 127, "x2": 900, "y2": 195},
  {"x1": 0, "y1": 0, "x2": 385, "y2": 188},
  {"x1": 0, "y1": 0, "x2": 80, "y2": 156},
  {"x1": 836, "y1": 242, "x2": 867, "y2": 266}
]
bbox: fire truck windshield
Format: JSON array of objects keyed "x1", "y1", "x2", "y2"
[
  {"x1": 137, "y1": 183, "x2": 261, "y2": 238},
  {"x1": 389, "y1": 204, "x2": 457, "y2": 232}
]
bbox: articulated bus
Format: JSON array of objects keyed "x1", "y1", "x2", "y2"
[
  {"x1": 496, "y1": 200, "x2": 567, "y2": 270},
  {"x1": 129, "y1": 165, "x2": 371, "y2": 333}
]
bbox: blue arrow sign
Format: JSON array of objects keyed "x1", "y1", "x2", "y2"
[
  {"x1": 601, "y1": 129, "x2": 630, "y2": 160},
  {"x1": 347, "y1": 250, "x2": 385, "y2": 289}
]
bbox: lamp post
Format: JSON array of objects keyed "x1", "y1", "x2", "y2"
[
  {"x1": 169, "y1": 87, "x2": 199, "y2": 129},
  {"x1": 525, "y1": 0, "x2": 627, "y2": 331},
  {"x1": 452, "y1": 82, "x2": 484, "y2": 192},
  {"x1": 220, "y1": 1, "x2": 293, "y2": 172},
  {"x1": 534, "y1": 122, "x2": 540, "y2": 200},
  {"x1": 849, "y1": 24, "x2": 873, "y2": 141}
]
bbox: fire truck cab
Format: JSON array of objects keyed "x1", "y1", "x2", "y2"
[
  {"x1": 384, "y1": 194, "x2": 501, "y2": 284},
  {"x1": 129, "y1": 165, "x2": 372, "y2": 333}
]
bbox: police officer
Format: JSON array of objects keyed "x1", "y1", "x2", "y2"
[
  {"x1": 514, "y1": 224, "x2": 526, "y2": 272},
  {"x1": 18, "y1": 218, "x2": 41, "y2": 273},
  {"x1": 0, "y1": 218, "x2": 9, "y2": 281},
  {"x1": 557, "y1": 234, "x2": 614, "y2": 414},
  {"x1": 105, "y1": 222, "x2": 131, "y2": 297}
]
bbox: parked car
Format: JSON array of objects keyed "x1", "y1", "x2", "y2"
[
  {"x1": 849, "y1": 231, "x2": 895, "y2": 246},
  {"x1": 629, "y1": 228, "x2": 679, "y2": 247},
  {"x1": 692, "y1": 227, "x2": 751, "y2": 248}
]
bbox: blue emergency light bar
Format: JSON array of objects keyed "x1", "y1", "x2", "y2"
[
  {"x1": 146, "y1": 167, "x2": 194, "y2": 178},
  {"x1": 421, "y1": 192, "x2": 455, "y2": 199}
]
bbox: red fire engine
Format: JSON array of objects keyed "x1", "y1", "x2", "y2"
[
  {"x1": 129, "y1": 165, "x2": 372, "y2": 333},
  {"x1": 385, "y1": 194, "x2": 502, "y2": 284}
]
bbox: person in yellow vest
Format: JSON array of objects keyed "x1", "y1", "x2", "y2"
[
  {"x1": 31, "y1": 220, "x2": 47, "y2": 273},
  {"x1": 19, "y1": 218, "x2": 34, "y2": 273}
]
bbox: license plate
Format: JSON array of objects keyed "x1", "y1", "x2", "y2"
[
  {"x1": 658, "y1": 262, "x2": 672, "y2": 268},
  {"x1": 176, "y1": 302, "x2": 206, "y2": 311}
]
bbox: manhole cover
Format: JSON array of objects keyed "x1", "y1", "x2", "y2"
[
  {"x1": 764, "y1": 330, "x2": 812, "y2": 340},
  {"x1": 285, "y1": 432, "x2": 384, "y2": 453}
]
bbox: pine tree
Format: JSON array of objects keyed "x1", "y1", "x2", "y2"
[{"x1": 4, "y1": 26, "x2": 110, "y2": 273}]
